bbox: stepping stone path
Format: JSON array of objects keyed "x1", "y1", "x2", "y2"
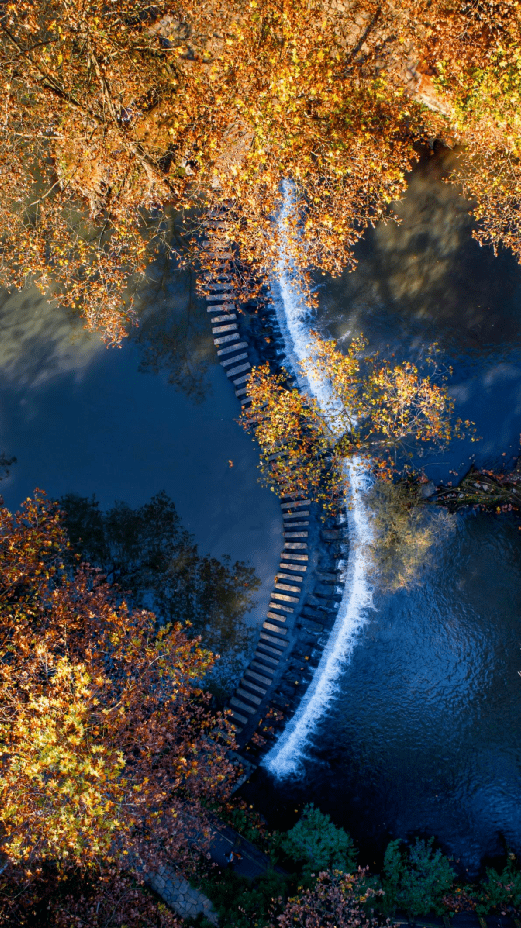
[
  {"x1": 146, "y1": 865, "x2": 218, "y2": 924},
  {"x1": 202, "y1": 212, "x2": 349, "y2": 759}
]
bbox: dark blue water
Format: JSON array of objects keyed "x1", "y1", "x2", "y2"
[
  {"x1": 0, "y1": 268, "x2": 282, "y2": 632},
  {"x1": 245, "y1": 150, "x2": 521, "y2": 875}
]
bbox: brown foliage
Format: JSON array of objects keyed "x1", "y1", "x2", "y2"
[
  {"x1": 0, "y1": 490, "x2": 236, "y2": 872},
  {"x1": 0, "y1": 864, "x2": 183, "y2": 928},
  {"x1": 242, "y1": 335, "x2": 467, "y2": 506},
  {"x1": 271, "y1": 869, "x2": 382, "y2": 928}
]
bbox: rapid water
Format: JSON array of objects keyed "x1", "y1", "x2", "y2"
[{"x1": 263, "y1": 182, "x2": 374, "y2": 778}]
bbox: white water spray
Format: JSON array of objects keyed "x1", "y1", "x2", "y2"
[{"x1": 262, "y1": 183, "x2": 374, "y2": 779}]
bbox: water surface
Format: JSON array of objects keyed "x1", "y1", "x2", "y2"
[
  {"x1": 0, "y1": 268, "x2": 282, "y2": 628},
  {"x1": 245, "y1": 149, "x2": 521, "y2": 875}
]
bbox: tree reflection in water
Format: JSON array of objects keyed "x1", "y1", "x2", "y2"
[
  {"x1": 133, "y1": 221, "x2": 216, "y2": 403},
  {"x1": 59, "y1": 490, "x2": 259, "y2": 698}
]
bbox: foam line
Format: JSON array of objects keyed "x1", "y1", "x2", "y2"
[{"x1": 262, "y1": 181, "x2": 374, "y2": 778}]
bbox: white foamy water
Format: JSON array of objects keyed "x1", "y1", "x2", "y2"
[{"x1": 262, "y1": 182, "x2": 374, "y2": 778}]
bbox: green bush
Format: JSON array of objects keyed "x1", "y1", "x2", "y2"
[
  {"x1": 382, "y1": 837, "x2": 455, "y2": 916},
  {"x1": 477, "y1": 854, "x2": 521, "y2": 915},
  {"x1": 199, "y1": 867, "x2": 287, "y2": 928},
  {"x1": 277, "y1": 804, "x2": 357, "y2": 878}
]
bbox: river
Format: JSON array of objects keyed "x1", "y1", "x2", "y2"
[{"x1": 2, "y1": 147, "x2": 521, "y2": 875}]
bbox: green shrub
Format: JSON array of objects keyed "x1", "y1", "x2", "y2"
[
  {"x1": 199, "y1": 867, "x2": 287, "y2": 928},
  {"x1": 382, "y1": 837, "x2": 455, "y2": 916},
  {"x1": 277, "y1": 804, "x2": 357, "y2": 878},
  {"x1": 477, "y1": 854, "x2": 521, "y2": 915}
]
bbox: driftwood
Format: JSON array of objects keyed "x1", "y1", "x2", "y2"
[{"x1": 434, "y1": 463, "x2": 521, "y2": 513}]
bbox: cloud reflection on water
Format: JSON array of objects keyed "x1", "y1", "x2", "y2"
[{"x1": 0, "y1": 285, "x2": 103, "y2": 388}]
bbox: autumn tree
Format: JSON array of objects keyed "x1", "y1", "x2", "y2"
[
  {"x1": 0, "y1": 0, "x2": 437, "y2": 340},
  {"x1": 1, "y1": 0, "x2": 521, "y2": 345},
  {"x1": 0, "y1": 490, "x2": 236, "y2": 877},
  {"x1": 0, "y1": 864, "x2": 184, "y2": 928},
  {"x1": 242, "y1": 333, "x2": 468, "y2": 505},
  {"x1": 269, "y1": 869, "x2": 382, "y2": 928}
]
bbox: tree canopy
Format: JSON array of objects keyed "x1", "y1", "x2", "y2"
[
  {"x1": 241, "y1": 333, "x2": 470, "y2": 505},
  {"x1": 2, "y1": 0, "x2": 521, "y2": 342},
  {"x1": 0, "y1": 491, "x2": 236, "y2": 874}
]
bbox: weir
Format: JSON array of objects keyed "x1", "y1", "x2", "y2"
[
  {"x1": 262, "y1": 183, "x2": 374, "y2": 777},
  {"x1": 201, "y1": 197, "x2": 374, "y2": 776}
]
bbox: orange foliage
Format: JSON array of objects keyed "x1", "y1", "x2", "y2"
[
  {"x1": 1, "y1": 1, "x2": 521, "y2": 342},
  {"x1": 242, "y1": 335, "x2": 469, "y2": 504},
  {"x1": 0, "y1": 491, "x2": 236, "y2": 871}
]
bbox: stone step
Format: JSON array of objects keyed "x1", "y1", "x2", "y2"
[
  {"x1": 229, "y1": 708, "x2": 247, "y2": 726},
  {"x1": 266, "y1": 611, "x2": 288, "y2": 625},
  {"x1": 252, "y1": 652, "x2": 279, "y2": 669},
  {"x1": 282, "y1": 520, "x2": 309, "y2": 528},
  {"x1": 263, "y1": 621, "x2": 287, "y2": 636},
  {"x1": 272, "y1": 591, "x2": 299, "y2": 604},
  {"x1": 245, "y1": 668, "x2": 272, "y2": 687},
  {"x1": 222, "y1": 352, "x2": 248, "y2": 368},
  {"x1": 236, "y1": 686, "x2": 263, "y2": 706},
  {"x1": 202, "y1": 239, "x2": 233, "y2": 249},
  {"x1": 235, "y1": 386, "x2": 249, "y2": 397},
  {"x1": 275, "y1": 582, "x2": 301, "y2": 593},
  {"x1": 281, "y1": 499, "x2": 311, "y2": 510},
  {"x1": 268, "y1": 601, "x2": 294, "y2": 614},
  {"x1": 226, "y1": 362, "x2": 251, "y2": 378},
  {"x1": 207, "y1": 301, "x2": 235, "y2": 311},
  {"x1": 278, "y1": 563, "x2": 307, "y2": 583},
  {"x1": 256, "y1": 641, "x2": 284, "y2": 660},
  {"x1": 284, "y1": 531, "x2": 309, "y2": 539},
  {"x1": 283, "y1": 511, "x2": 310, "y2": 520},
  {"x1": 212, "y1": 324, "x2": 238, "y2": 335},
  {"x1": 207, "y1": 282, "x2": 233, "y2": 291},
  {"x1": 202, "y1": 272, "x2": 232, "y2": 284},
  {"x1": 211, "y1": 314, "x2": 237, "y2": 324},
  {"x1": 214, "y1": 333, "x2": 240, "y2": 346},
  {"x1": 207, "y1": 292, "x2": 236, "y2": 302},
  {"x1": 217, "y1": 341, "x2": 248, "y2": 357},
  {"x1": 281, "y1": 552, "x2": 308, "y2": 561},
  {"x1": 239, "y1": 395, "x2": 252, "y2": 406},
  {"x1": 259, "y1": 631, "x2": 286, "y2": 649},
  {"x1": 232, "y1": 372, "x2": 252, "y2": 386},
  {"x1": 230, "y1": 696, "x2": 256, "y2": 715},
  {"x1": 240, "y1": 677, "x2": 267, "y2": 698},
  {"x1": 277, "y1": 572, "x2": 303, "y2": 583},
  {"x1": 284, "y1": 542, "x2": 308, "y2": 550}
]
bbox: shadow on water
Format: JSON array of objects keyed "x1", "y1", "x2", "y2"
[
  {"x1": 132, "y1": 248, "x2": 216, "y2": 404},
  {"x1": 316, "y1": 148, "x2": 521, "y2": 480}
]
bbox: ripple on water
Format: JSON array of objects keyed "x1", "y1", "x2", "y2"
[{"x1": 256, "y1": 513, "x2": 521, "y2": 874}]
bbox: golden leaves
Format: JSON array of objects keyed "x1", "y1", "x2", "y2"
[
  {"x1": 0, "y1": 491, "x2": 236, "y2": 870},
  {"x1": 242, "y1": 335, "x2": 466, "y2": 507}
]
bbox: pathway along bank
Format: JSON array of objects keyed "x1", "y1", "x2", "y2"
[{"x1": 201, "y1": 215, "x2": 351, "y2": 765}]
